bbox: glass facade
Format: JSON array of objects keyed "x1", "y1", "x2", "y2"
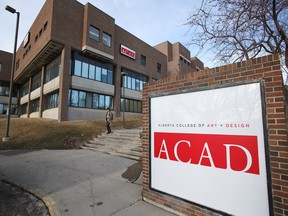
[
  {"x1": 46, "y1": 92, "x2": 59, "y2": 109},
  {"x1": 68, "y1": 89, "x2": 113, "y2": 110},
  {"x1": 72, "y1": 52, "x2": 113, "y2": 85},
  {"x1": 121, "y1": 68, "x2": 148, "y2": 91},
  {"x1": 120, "y1": 98, "x2": 142, "y2": 113},
  {"x1": 32, "y1": 71, "x2": 41, "y2": 91},
  {"x1": 45, "y1": 55, "x2": 61, "y2": 83}
]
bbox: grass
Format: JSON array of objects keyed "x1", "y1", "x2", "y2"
[{"x1": 0, "y1": 116, "x2": 142, "y2": 150}]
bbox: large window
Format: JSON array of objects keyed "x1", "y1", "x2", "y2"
[
  {"x1": 89, "y1": 25, "x2": 100, "y2": 41},
  {"x1": 103, "y1": 32, "x2": 111, "y2": 47},
  {"x1": 21, "y1": 103, "x2": 28, "y2": 114},
  {"x1": 31, "y1": 71, "x2": 41, "y2": 91},
  {"x1": 46, "y1": 92, "x2": 59, "y2": 109},
  {"x1": 31, "y1": 99, "x2": 40, "y2": 112},
  {"x1": 68, "y1": 89, "x2": 113, "y2": 110},
  {"x1": 21, "y1": 81, "x2": 29, "y2": 97},
  {"x1": 122, "y1": 69, "x2": 147, "y2": 91},
  {"x1": 72, "y1": 52, "x2": 114, "y2": 85},
  {"x1": 45, "y1": 55, "x2": 61, "y2": 83},
  {"x1": 121, "y1": 98, "x2": 142, "y2": 113},
  {"x1": 0, "y1": 103, "x2": 18, "y2": 115}
]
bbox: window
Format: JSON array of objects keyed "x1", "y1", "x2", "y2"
[
  {"x1": 46, "y1": 92, "x2": 59, "y2": 109},
  {"x1": 89, "y1": 25, "x2": 100, "y2": 41},
  {"x1": 157, "y1": 63, "x2": 162, "y2": 73},
  {"x1": 121, "y1": 69, "x2": 148, "y2": 91},
  {"x1": 46, "y1": 56, "x2": 61, "y2": 83},
  {"x1": 68, "y1": 89, "x2": 113, "y2": 110},
  {"x1": 43, "y1": 21, "x2": 48, "y2": 31},
  {"x1": 72, "y1": 52, "x2": 114, "y2": 84},
  {"x1": 120, "y1": 98, "x2": 142, "y2": 113},
  {"x1": 21, "y1": 103, "x2": 28, "y2": 114},
  {"x1": 0, "y1": 63, "x2": 2, "y2": 73},
  {"x1": 141, "y1": 55, "x2": 146, "y2": 66},
  {"x1": 21, "y1": 81, "x2": 29, "y2": 97},
  {"x1": 103, "y1": 32, "x2": 111, "y2": 47},
  {"x1": 31, "y1": 99, "x2": 40, "y2": 112},
  {"x1": 31, "y1": 71, "x2": 41, "y2": 91}
]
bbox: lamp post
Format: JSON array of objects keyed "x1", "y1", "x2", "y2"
[
  {"x1": 121, "y1": 71, "x2": 128, "y2": 128},
  {"x1": 2, "y1": 5, "x2": 20, "y2": 142}
]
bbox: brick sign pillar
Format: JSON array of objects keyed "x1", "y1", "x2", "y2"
[{"x1": 142, "y1": 54, "x2": 288, "y2": 216}]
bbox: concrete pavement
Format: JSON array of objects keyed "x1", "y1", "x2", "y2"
[{"x1": 0, "y1": 149, "x2": 176, "y2": 216}]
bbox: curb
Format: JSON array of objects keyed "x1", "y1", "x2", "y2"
[{"x1": 1, "y1": 179, "x2": 60, "y2": 216}]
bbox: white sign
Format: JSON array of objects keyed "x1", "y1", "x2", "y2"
[{"x1": 150, "y1": 82, "x2": 271, "y2": 216}]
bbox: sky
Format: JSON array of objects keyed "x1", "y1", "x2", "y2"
[{"x1": 0, "y1": 0, "x2": 215, "y2": 68}]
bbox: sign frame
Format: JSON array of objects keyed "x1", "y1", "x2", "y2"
[{"x1": 148, "y1": 80, "x2": 273, "y2": 215}]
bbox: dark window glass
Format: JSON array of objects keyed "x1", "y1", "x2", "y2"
[
  {"x1": 157, "y1": 63, "x2": 162, "y2": 73},
  {"x1": 46, "y1": 56, "x2": 61, "y2": 83},
  {"x1": 86, "y1": 92, "x2": 92, "y2": 108},
  {"x1": 93, "y1": 93, "x2": 99, "y2": 108},
  {"x1": 141, "y1": 55, "x2": 146, "y2": 66},
  {"x1": 31, "y1": 99, "x2": 40, "y2": 112},
  {"x1": 46, "y1": 92, "x2": 59, "y2": 109},
  {"x1": 89, "y1": 26, "x2": 100, "y2": 41},
  {"x1": 79, "y1": 91, "x2": 86, "y2": 107},
  {"x1": 103, "y1": 32, "x2": 111, "y2": 47},
  {"x1": 32, "y1": 71, "x2": 41, "y2": 91}
]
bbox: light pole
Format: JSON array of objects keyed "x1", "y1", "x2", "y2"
[
  {"x1": 2, "y1": 5, "x2": 20, "y2": 142},
  {"x1": 121, "y1": 71, "x2": 128, "y2": 128}
]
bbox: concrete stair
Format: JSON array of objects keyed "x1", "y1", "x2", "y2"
[{"x1": 81, "y1": 128, "x2": 142, "y2": 161}]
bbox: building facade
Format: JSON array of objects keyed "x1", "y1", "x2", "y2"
[
  {"x1": 0, "y1": 50, "x2": 18, "y2": 117},
  {"x1": 5, "y1": 0, "x2": 203, "y2": 121}
]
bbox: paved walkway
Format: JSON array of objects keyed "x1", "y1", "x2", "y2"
[{"x1": 0, "y1": 149, "x2": 176, "y2": 216}]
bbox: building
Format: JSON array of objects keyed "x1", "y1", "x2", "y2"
[
  {"x1": 154, "y1": 41, "x2": 204, "y2": 77},
  {"x1": 4, "y1": 0, "x2": 203, "y2": 121},
  {"x1": 0, "y1": 50, "x2": 18, "y2": 117}
]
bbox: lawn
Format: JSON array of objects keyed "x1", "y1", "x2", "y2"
[{"x1": 0, "y1": 116, "x2": 142, "y2": 150}]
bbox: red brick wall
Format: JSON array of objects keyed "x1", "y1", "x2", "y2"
[{"x1": 142, "y1": 53, "x2": 288, "y2": 216}]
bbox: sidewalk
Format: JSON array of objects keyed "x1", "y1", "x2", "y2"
[{"x1": 0, "y1": 149, "x2": 176, "y2": 216}]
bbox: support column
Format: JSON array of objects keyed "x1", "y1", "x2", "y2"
[{"x1": 58, "y1": 45, "x2": 71, "y2": 121}]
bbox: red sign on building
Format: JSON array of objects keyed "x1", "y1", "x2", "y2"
[{"x1": 120, "y1": 45, "x2": 136, "y2": 59}]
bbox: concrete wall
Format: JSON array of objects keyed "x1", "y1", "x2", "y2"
[{"x1": 142, "y1": 53, "x2": 288, "y2": 215}]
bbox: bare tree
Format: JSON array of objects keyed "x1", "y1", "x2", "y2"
[{"x1": 185, "y1": 0, "x2": 288, "y2": 70}]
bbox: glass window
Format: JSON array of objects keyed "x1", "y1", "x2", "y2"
[
  {"x1": 102, "y1": 67, "x2": 107, "y2": 83},
  {"x1": 72, "y1": 52, "x2": 114, "y2": 85},
  {"x1": 22, "y1": 103, "x2": 28, "y2": 114},
  {"x1": 70, "y1": 90, "x2": 79, "y2": 107},
  {"x1": 32, "y1": 72, "x2": 41, "y2": 91},
  {"x1": 46, "y1": 92, "x2": 59, "y2": 109},
  {"x1": 99, "y1": 95, "x2": 105, "y2": 109},
  {"x1": 31, "y1": 99, "x2": 40, "y2": 112},
  {"x1": 105, "y1": 95, "x2": 111, "y2": 109},
  {"x1": 103, "y1": 32, "x2": 111, "y2": 47},
  {"x1": 46, "y1": 55, "x2": 61, "y2": 83},
  {"x1": 89, "y1": 25, "x2": 100, "y2": 41},
  {"x1": 82, "y1": 62, "x2": 89, "y2": 78},
  {"x1": 157, "y1": 63, "x2": 162, "y2": 73},
  {"x1": 79, "y1": 91, "x2": 86, "y2": 107},
  {"x1": 141, "y1": 55, "x2": 146, "y2": 66},
  {"x1": 74, "y1": 60, "x2": 82, "y2": 76},
  {"x1": 86, "y1": 92, "x2": 92, "y2": 108},
  {"x1": 93, "y1": 93, "x2": 99, "y2": 108},
  {"x1": 0, "y1": 64, "x2": 2, "y2": 73},
  {"x1": 95, "y1": 64, "x2": 101, "y2": 81},
  {"x1": 89, "y1": 64, "x2": 95, "y2": 80},
  {"x1": 21, "y1": 81, "x2": 29, "y2": 97}
]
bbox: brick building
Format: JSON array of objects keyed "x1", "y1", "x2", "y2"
[
  {"x1": 2, "y1": 0, "x2": 203, "y2": 121},
  {"x1": 0, "y1": 50, "x2": 18, "y2": 116}
]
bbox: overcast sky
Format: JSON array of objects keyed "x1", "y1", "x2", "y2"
[{"x1": 0, "y1": 0, "x2": 214, "y2": 67}]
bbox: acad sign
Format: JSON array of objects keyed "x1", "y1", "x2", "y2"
[{"x1": 150, "y1": 82, "x2": 271, "y2": 216}]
